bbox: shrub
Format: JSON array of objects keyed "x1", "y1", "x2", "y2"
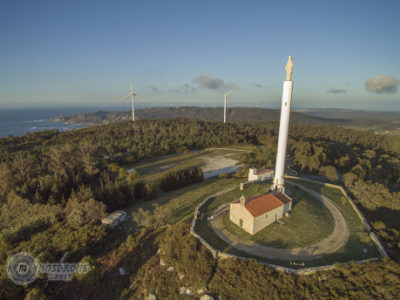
[
  {"x1": 143, "y1": 183, "x2": 157, "y2": 201},
  {"x1": 160, "y1": 167, "x2": 203, "y2": 192},
  {"x1": 75, "y1": 256, "x2": 102, "y2": 285},
  {"x1": 159, "y1": 222, "x2": 214, "y2": 289},
  {"x1": 320, "y1": 165, "x2": 339, "y2": 182},
  {"x1": 372, "y1": 221, "x2": 386, "y2": 231}
]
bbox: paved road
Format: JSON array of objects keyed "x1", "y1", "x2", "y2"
[{"x1": 210, "y1": 182, "x2": 350, "y2": 261}]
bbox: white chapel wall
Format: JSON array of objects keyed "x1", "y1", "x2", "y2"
[
  {"x1": 229, "y1": 203, "x2": 254, "y2": 234},
  {"x1": 248, "y1": 168, "x2": 258, "y2": 182},
  {"x1": 253, "y1": 205, "x2": 285, "y2": 234}
]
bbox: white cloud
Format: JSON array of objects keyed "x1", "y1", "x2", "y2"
[
  {"x1": 193, "y1": 75, "x2": 238, "y2": 92},
  {"x1": 327, "y1": 88, "x2": 346, "y2": 94},
  {"x1": 365, "y1": 74, "x2": 399, "y2": 94}
]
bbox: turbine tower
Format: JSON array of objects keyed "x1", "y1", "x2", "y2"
[
  {"x1": 223, "y1": 93, "x2": 228, "y2": 123},
  {"x1": 130, "y1": 78, "x2": 135, "y2": 121},
  {"x1": 272, "y1": 56, "x2": 295, "y2": 193},
  {"x1": 223, "y1": 91, "x2": 232, "y2": 123},
  {"x1": 119, "y1": 77, "x2": 146, "y2": 121}
]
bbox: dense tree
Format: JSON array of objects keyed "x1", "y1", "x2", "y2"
[
  {"x1": 78, "y1": 141, "x2": 99, "y2": 178},
  {"x1": 66, "y1": 197, "x2": 106, "y2": 227},
  {"x1": 0, "y1": 117, "x2": 399, "y2": 299},
  {"x1": 160, "y1": 167, "x2": 204, "y2": 192},
  {"x1": 320, "y1": 165, "x2": 339, "y2": 182}
]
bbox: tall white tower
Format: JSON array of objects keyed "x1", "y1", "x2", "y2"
[
  {"x1": 224, "y1": 93, "x2": 228, "y2": 123},
  {"x1": 272, "y1": 56, "x2": 294, "y2": 192},
  {"x1": 130, "y1": 77, "x2": 135, "y2": 121}
]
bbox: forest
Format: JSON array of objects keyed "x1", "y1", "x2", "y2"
[{"x1": 0, "y1": 118, "x2": 399, "y2": 299}]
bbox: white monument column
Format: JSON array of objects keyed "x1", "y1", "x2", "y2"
[{"x1": 272, "y1": 56, "x2": 294, "y2": 192}]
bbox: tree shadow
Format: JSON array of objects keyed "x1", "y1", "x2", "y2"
[{"x1": 362, "y1": 206, "x2": 400, "y2": 230}]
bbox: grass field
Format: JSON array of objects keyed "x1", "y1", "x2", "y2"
[
  {"x1": 123, "y1": 146, "x2": 250, "y2": 181},
  {"x1": 194, "y1": 178, "x2": 381, "y2": 268},
  {"x1": 124, "y1": 177, "x2": 244, "y2": 229},
  {"x1": 286, "y1": 179, "x2": 380, "y2": 260},
  {"x1": 124, "y1": 151, "x2": 204, "y2": 181}
]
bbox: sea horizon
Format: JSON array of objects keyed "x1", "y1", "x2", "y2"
[
  {"x1": 1, "y1": 105, "x2": 399, "y2": 138},
  {"x1": 0, "y1": 105, "x2": 153, "y2": 138}
]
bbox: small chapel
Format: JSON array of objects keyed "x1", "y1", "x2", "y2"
[{"x1": 229, "y1": 193, "x2": 292, "y2": 235}]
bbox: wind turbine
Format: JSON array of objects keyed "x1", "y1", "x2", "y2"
[
  {"x1": 223, "y1": 91, "x2": 231, "y2": 123},
  {"x1": 118, "y1": 77, "x2": 146, "y2": 121}
]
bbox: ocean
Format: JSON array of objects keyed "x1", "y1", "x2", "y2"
[{"x1": 0, "y1": 107, "x2": 125, "y2": 138}]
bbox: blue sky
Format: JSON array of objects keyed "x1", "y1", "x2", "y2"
[{"x1": 0, "y1": 0, "x2": 399, "y2": 110}]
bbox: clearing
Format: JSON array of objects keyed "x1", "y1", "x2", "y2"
[{"x1": 124, "y1": 146, "x2": 250, "y2": 181}]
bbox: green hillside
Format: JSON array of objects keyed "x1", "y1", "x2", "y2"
[{"x1": 53, "y1": 106, "x2": 341, "y2": 125}]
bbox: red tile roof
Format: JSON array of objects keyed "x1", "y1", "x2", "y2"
[
  {"x1": 232, "y1": 193, "x2": 292, "y2": 217},
  {"x1": 255, "y1": 169, "x2": 274, "y2": 175},
  {"x1": 274, "y1": 193, "x2": 292, "y2": 205}
]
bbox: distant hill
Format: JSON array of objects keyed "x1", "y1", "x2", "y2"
[
  {"x1": 53, "y1": 106, "x2": 343, "y2": 125},
  {"x1": 300, "y1": 108, "x2": 400, "y2": 122},
  {"x1": 299, "y1": 109, "x2": 400, "y2": 136}
]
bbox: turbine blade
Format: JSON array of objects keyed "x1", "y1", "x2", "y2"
[
  {"x1": 135, "y1": 94, "x2": 148, "y2": 102},
  {"x1": 117, "y1": 94, "x2": 132, "y2": 102}
]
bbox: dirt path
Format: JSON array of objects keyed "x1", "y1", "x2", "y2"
[{"x1": 210, "y1": 182, "x2": 350, "y2": 261}]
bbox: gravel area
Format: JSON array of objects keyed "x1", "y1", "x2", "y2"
[{"x1": 201, "y1": 155, "x2": 241, "y2": 179}]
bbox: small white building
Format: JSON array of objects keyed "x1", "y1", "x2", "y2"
[
  {"x1": 248, "y1": 168, "x2": 274, "y2": 182},
  {"x1": 229, "y1": 193, "x2": 292, "y2": 235},
  {"x1": 102, "y1": 210, "x2": 127, "y2": 228}
]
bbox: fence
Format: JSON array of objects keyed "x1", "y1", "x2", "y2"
[
  {"x1": 190, "y1": 196, "x2": 219, "y2": 259},
  {"x1": 218, "y1": 252, "x2": 380, "y2": 275}
]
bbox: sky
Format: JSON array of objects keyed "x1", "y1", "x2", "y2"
[{"x1": 0, "y1": 0, "x2": 399, "y2": 111}]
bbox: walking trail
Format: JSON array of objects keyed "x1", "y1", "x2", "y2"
[{"x1": 210, "y1": 182, "x2": 350, "y2": 261}]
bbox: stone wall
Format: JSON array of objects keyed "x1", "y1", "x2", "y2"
[
  {"x1": 216, "y1": 248, "x2": 380, "y2": 275},
  {"x1": 190, "y1": 196, "x2": 219, "y2": 258}
]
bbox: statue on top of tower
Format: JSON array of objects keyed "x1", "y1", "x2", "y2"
[{"x1": 285, "y1": 56, "x2": 294, "y2": 81}]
